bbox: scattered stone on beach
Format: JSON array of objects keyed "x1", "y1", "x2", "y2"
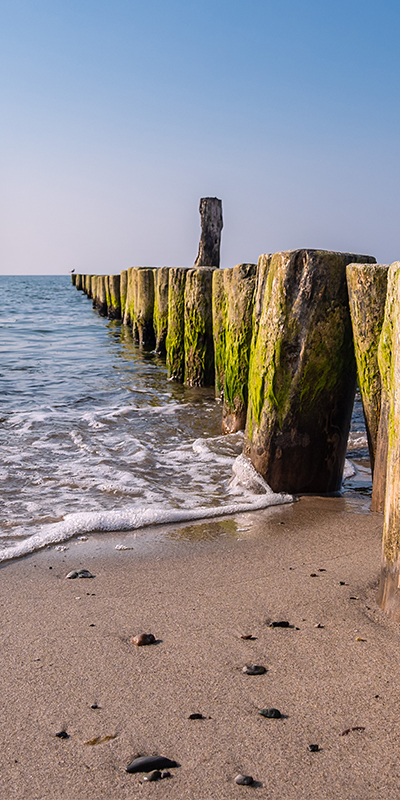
[
  {"x1": 314, "y1": 623, "x2": 325, "y2": 628},
  {"x1": 269, "y1": 620, "x2": 292, "y2": 628},
  {"x1": 350, "y1": 596, "x2": 359, "y2": 600},
  {"x1": 242, "y1": 664, "x2": 266, "y2": 675},
  {"x1": 143, "y1": 770, "x2": 161, "y2": 782},
  {"x1": 341, "y1": 726, "x2": 365, "y2": 736},
  {"x1": 131, "y1": 633, "x2": 156, "y2": 647},
  {"x1": 188, "y1": 713, "x2": 205, "y2": 720},
  {"x1": 235, "y1": 774, "x2": 254, "y2": 785},
  {"x1": 91, "y1": 703, "x2": 100, "y2": 709},
  {"x1": 356, "y1": 637, "x2": 366, "y2": 642},
  {"x1": 258, "y1": 708, "x2": 282, "y2": 719},
  {"x1": 65, "y1": 569, "x2": 94, "y2": 579},
  {"x1": 55, "y1": 730, "x2": 69, "y2": 739},
  {"x1": 161, "y1": 771, "x2": 171, "y2": 779},
  {"x1": 307, "y1": 744, "x2": 320, "y2": 752},
  {"x1": 339, "y1": 581, "x2": 348, "y2": 585},
  {"x1": 310, "y1": 573, "x2": 318, "y2": 577},
  {"x1": 126, "y1": 755, "x2": 178, "y2": 774},
  {"x1": 240, "y1": 633, "x2": 257, "y2": 640}
]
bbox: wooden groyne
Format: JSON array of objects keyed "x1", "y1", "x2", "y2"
[{"x1": 71, "y1": 224, "x2": 400, "y2": 619}]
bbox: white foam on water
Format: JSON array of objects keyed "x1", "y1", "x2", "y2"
[
  {"x1": 343, "y1": 459, "x2": 357, "y2": 480},
  {"x1": 0, "y1": 461, "x2": 292, "y2": 563}
]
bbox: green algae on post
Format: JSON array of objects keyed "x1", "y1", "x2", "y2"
[
  {"x1": 244, "y1": 248, "x2": 376, "y2": 494},
  {"x1": 166, "y1": 267, "x2": 188, "y2": 381},
  {"x1": 134, "y1": 267, "x2": 155, "y2": 346},
  {"x1": 120, "y1": 270, "x2": 128, "y2": 322},
  {"x1": 184, "y1": 267, "x2": 215, "y2": 387},
  {"x1": 376, "y1": 261, "x2": 400, "y2": 618},
  {"x1": 153, "y1": 267, "x2": 170, "y2": 355},
  {"x1": 346, "y1": 263, "x2": 388, "y2": 476},
  {"x1": 108, "y1": 274, "x2": 121, "y2": 319}
]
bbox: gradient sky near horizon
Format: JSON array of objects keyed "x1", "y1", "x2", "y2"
[{"x1": 1, "y1": 0, "x2": 399, "y2": 275}]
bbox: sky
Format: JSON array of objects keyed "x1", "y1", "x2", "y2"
[{"x1": 0, "y1": 0, "x2": 399, "y2": 275}]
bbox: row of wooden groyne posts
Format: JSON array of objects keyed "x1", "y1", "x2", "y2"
[{"x1": 72, "y1": 249, "x2": 400, "y2": 619}]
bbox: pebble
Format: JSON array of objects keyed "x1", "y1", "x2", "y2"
[
  {"x1": 161, "y1": 771, "x2": 171, "y2": 779},
  {"x1": 308, "y1": 744, "x2": 320, "y2": 752},
  {"x1": 131, "y1": 633, "x2": 156, "y2": 646},
  {"x1": 242, "y1": 664, "x2": 266, "y2": 675},
  {"x1": 258, "y1": 707, "x2": 282, "y2": 719},
  {"x1": 65, "y1": 569, "x2": 94, "y2": 579},
  {"x1": 55, "y1": 730, "x2": 69, "y2": 739},
  {"x1": 188, "y1": 713, "x2": 205, "y2": 720},
  {"x1": 143, "y1": 770, "x2": 161, "y2": 782},
  {"x1": 240, "y1": 633, "x2": 256, "y2": 640},
  {"x1": 269, "y1": 620, "x2": 290, "y2": 628},
  {"x1": 126, "y1": 755, "x2": 178, "y2": 774},
  {"x1": 235, "y1": 774, "x2": 253, "y2": 785},
  {"x1": 314, "y1": 623, "x2": 324, "y2": 628}
]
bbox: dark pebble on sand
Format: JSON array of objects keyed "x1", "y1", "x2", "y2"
[
  {"x1": 55, "y1": 730, "x2": 70, "y2": 739},
  {"x1": 131, "y1": 633, "x2": 156, "y2": 646},
  {"x1": 259, "y1": 708, "x2": 281, "y2": 719},
  {"x1": 188, "y1": 713, "x2": 205, "y2": 720},
  {"x1": 242, "y1": 664, "x2": 266, "y2": 675},
  {"x1": 126, "y1": 755, "x2": 178, "y2": 774},
  {"x1": 235, "y1": 774, "x2": 254, "y2": 785},
  {"x1": 308, "y1": 744, "x2": 320, "y2": 752},
  {"x1": 161, "y1": 771, "x2": 171, "y2": 779},
  {"x1": 91, "y1": 703, "x2": 100, "y2": 709},
  {"x1": 310, "y1": 573, "x2": 318, "y2": 577},
  {"x1": 269, "y1": 620, "x2": 290, "y2": 628}
]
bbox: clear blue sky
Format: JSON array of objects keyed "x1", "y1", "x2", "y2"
[{"x1": 1, "y1": 0, "x2": 399, "y2": 274}]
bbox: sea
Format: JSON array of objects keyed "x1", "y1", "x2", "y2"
[{"x1": 0, "y1": 275, "x2": 371, "y2": 563}]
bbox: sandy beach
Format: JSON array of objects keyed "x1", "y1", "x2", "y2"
[{"x1": 0, "y1": 496, "x2": 398, "y2": 800}]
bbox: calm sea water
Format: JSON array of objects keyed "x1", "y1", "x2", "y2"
[{"x1": 0, "y1": 275, "x2": 370, "y2": 562}]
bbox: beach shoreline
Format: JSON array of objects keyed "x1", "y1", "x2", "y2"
[{"x1": 1, "y1": 497, "x2": 399, "y2": 799}]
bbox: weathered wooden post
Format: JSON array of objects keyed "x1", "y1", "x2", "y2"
[
  {"x1": 212, "y1": 263, "x2": 257, "y2": 432},
  {"x1": 134, "y1": 268, "x2": 155, "y2": 346},
  {"x1": 166, "y1": 268, "x2": 188, "y2": 381},
  {"x1": 377, "y1": 261, "x2": 400, "y2": 618},
  {"x1": 71, "y1": 273, "x2": 76, "y2": 286},
  {"x1": 194, "y1": 197, "x2": 223, "y2": 268},
  {"x1": 346, "y1": 263, "x2": 388, "y2": 479},
  {"x1": 120, "y1": 270, "x2": 128, "y2": 322},
  {"x1": 123, "y1": 267, "x2": 136, "y2": 327},
  {"x1": 75, "y1": 274, "x2": 82, "y2": 291},
  {"x1": 243, "y1": 248, "x2": 376, "y2": 494},
  {"x1": 184, "y1": 267, "x2": 215, "y2": 386},
  {"x1": 153, "y1": 267, "x2": 170, "y2": 355},
  {"x1": 108, "y1": 274, "x2": 121, "y2": 319},
  {"x1": 94, "y1": 275, "x2": 108, "y2": 317}
]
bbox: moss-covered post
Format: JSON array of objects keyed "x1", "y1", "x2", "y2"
[
  {"x1": 153, "y1": 267, "x2": 170, "y2": 355},
  {"x1": 184, "y1": 267, "x2": 215, "y2": 386},
  {"x1": 212, "y1": 269, "x2": 226, "y2": 399},
  {"x1": 134, "y1": 268, "x2": 155, "y2": 346},
  {"x1": 243, "y1": 249, "x2": 376, "y2": 494},
  {"x1": 108, "y1": 274, "x2": 121, "y2": 319},
  {"x1": 372, "y1": 261, "x2": 399, "y2": 513},
  {"x1": 75, "y1": 274, "x2": 82, "y2": 291},
  {"x1": 166, "y1": 267, "x2": 188, "y2": 381},
  {"x1": 120, "y1": 270, "x2": 128, "y2": 322},
  {"x1": 123, "y1": 267, "x2": 136, "y2": 327},
  {"x1": 223, "y1": 263, "x2": 257, "y2": 432},
  {"x1": 94, "y1": 275, "x2": 108, "y2": 317},
  {"x1": 377, "y1": 261, "x2": 400, "y2": 618},
  {"x1": 346, "y1": 263, "x2": 388, "y2": 479}
]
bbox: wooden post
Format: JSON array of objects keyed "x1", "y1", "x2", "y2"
[
  {"x1": 243, "y1": 249, "x2": 376, "y2": 494},
  {"x1": 184, "y1": 267, "x2": 215, "y2": 386},
  {"x1": 153, "y1": 267, "x2": 170, "y2": 355},
  {"x1": 194, "y1": 197, "x2": 223, "y2": 268},
  {"x1": 166, "y1": 268, "x2": 188, "y2": 381}
]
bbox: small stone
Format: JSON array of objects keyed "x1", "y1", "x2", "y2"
[
  {"x1": 66, "y1": 571, "x2": 79, "y2": 579},
  {"x1": 188, "y1": 713, "x2": 205, "y2": 720},
  {"x1": 126, "y1": 755, "x2": 178, "y2": 773},
  {"x1": 339, "y1": 581, "x2": 347, "y2": 585},
  {"x1": 131, "y1": 633, "x2": 156, "y2": 646},
  {"x1": 91, "y1": 703, "x2": 100, "y2": 709},
  {"x1": 235, "y1": 774, "x2": 253, "y2": 785},
  {"x1": 314, "y1": 623, "x2": 324, "y2": 628},
  {"x1": 55, "y1": 730, "x2": 69, "y2": 739},
  {"x1": 308, "y1": 744, "x2": 320, "y2": 752},
  {"x1": 240, "y1": 633, "x2": 256, "y2": 640},
  {"x1": 310, "y1": 573, "x2": 318, "y2": 577},
  {"x1": 258, "y1": 707, "x2": 281, "y2": 719},
  {"x1": 143, "y1": 770, "x2": 161, "y2": 782},
  {"x1": 269, "y1": 620, "x2": 290, "y2": 628},
  {"x1": 242, "y1": 664, "x2": 266, "y2": 675},
  {"x1": 77, "y1": 569, "x2": 94, "y2": 578},
  {"x1": 161, "y1": 771, "x2": 171, "y2": 779}
]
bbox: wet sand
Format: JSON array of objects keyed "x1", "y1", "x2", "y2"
[{"x1": 0, "y1": 496, "x2": 399, "y2": 800}]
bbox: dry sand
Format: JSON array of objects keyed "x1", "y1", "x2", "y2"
[{"x1": 0, "y1": 496, "x2": 399, "y2": 800}]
